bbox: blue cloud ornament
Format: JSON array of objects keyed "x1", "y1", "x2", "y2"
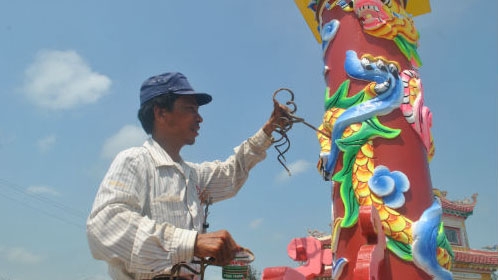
[{"x1": 368, "y1": 165, "x2": 410, "y2": 209}]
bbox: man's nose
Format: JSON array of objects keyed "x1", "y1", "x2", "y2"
[{"x1": 196, "y1": 112, "x2": 203, "y2": 123}]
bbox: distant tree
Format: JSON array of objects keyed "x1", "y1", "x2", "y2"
[
  {"x1": 492, "y1": 270, "x2": 498, "y2": 280},
  {"x1": 247, "y1": 265, "x2": 261, "y2": 280}
]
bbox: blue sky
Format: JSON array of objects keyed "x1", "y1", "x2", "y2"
[{"x1": 0, "y1": 1, "x2": 496, "y2": 279}]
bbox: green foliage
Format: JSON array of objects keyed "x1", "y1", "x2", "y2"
[{"x1": 247, "y1": 265, "x2": 260, "y2": 280}]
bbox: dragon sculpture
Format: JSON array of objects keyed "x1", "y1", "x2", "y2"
[{"x1": 263, "y1": 0, "x2": 454, "y2": 279}]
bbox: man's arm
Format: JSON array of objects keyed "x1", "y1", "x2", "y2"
[
  {"x1": 86, "y1": 149, "x2": 196, "y2": 275},
  {"x1": 192, "y1": 101, "x2": 291, "y2": 264}
]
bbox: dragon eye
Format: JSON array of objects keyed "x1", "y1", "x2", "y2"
[
  {"x1": 381, "y1": 0, "x2": 392, "y2": 7},
  {"x1": 337, "y1": 0, "x2": 354, "y2": 11}
]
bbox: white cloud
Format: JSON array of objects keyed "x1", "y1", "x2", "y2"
[
  {"x1": 23, "y1": 49, "x2": 111, "y2": 110},
  {"x1": 0, "y1": 247, "x2": 43, "y2": 264},
  {"x1": 37, "y1": 134, "x2": 56, "y2": 153},
  {"x1": 26, "y1": 185, "x2": 60, "y2": 196},
  {"x1": 249, "y1": 218, "x2": 263, "y2": 229},
  {"x1": 101, "y1": 125, "x2": 147, "y2": 159},
  {"x1": 276, "y1": 159, "x2": 312, "y2": 182}
]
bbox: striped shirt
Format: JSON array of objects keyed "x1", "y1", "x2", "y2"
[{"x1": 86, "y1": 129, "x2": 272, "y2": 279}]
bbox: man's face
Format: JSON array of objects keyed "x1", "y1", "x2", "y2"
[{"x1": 164, "y1": 95, "x2": 203, "y2": 146}]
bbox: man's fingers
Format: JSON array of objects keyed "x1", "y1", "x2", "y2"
[{"x1": 194, "y1": 230, "x2": 240, "y2": 266}]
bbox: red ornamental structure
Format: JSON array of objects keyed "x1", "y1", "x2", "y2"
[
  {"x1": 260, "y1": 189, "x2": 498, "y2": 279},
  {"x1": 262, "y1": 0, "x2": 456, "y2": 279}
]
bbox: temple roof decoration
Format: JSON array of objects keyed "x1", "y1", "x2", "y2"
[
  {"x1": 452, "y1": 246, "x2": 498, "y2": 272},
  {"x1": 434, "y1": 189, "x2": 477, "y2": 218}
]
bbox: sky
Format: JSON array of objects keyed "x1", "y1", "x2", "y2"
[{"x1": 0, "y1": 1, "x2": 496, "y2": 279}]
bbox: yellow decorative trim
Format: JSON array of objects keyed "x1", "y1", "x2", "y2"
[
  {"x1": 405, "y1": 0, "x2": 431, "y2": 16},
  {"x1": 294, "y1": 0, "x2": 321, "y2": 43}
]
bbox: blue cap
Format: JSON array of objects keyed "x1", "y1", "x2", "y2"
[{"x1": 139, "y1": 72, "x2": 212, "y2": 106}]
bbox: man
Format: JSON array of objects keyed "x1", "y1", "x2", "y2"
[{"x1": 86, "y1": 72, "x2": 289, "y2": 279}]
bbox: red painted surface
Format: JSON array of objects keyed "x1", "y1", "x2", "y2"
[
  {"x1": 262, "y1": 237, "x2": 332, "y2": 280},
  {"x1": 262, "y1": 1, "x2": 439, "y2": 279},
  {"x1": 353, "y1": 206, "x2": 386, "y2": 280},
  {"x1": 321, "y1": 2, "x2": 433, "y2": 279}
]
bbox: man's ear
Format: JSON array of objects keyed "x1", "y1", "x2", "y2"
[{"x1": 153, "y1": 106, "x2": 168, "y2": 122}]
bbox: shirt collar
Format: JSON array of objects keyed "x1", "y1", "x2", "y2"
[{"x1": 143, "y1": 138, "x2": 183, "y2": 167}]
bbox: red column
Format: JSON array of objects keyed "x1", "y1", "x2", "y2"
[{"x1": 316, "y1": 0, "x2": 441, "y2": 279}]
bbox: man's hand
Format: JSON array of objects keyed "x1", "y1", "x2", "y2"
[
  {"x1": 263, "y1": 100, "x2": 292, "y2": 137},
  {"x1": 194, "y1": 230, "x2": 240, "y2": 266}
]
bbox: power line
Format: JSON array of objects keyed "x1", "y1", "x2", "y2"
[{"x1": 0, "y1": 178, "x2": 87, "y2": 229}]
